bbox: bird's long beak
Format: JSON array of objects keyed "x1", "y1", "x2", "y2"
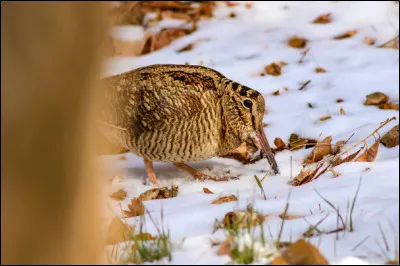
[{"x1": 249, "y1": 129, "x2": 279, "y2": 174}]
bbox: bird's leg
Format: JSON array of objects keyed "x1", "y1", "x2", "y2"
[
  {"x1": 173, "y1": 162, "x2": 232, "y2": 182},
  {"x1": 143, "y1": 158, "x2": 161, "y2": 187}
]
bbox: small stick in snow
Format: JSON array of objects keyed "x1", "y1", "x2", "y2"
[{"x1": 298, "y1": 80, "x2": 312, "y2": 91}]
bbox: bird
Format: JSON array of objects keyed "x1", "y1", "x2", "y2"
[{"x1": 97, "y1": 64, "x2": 279, "y2": 186}]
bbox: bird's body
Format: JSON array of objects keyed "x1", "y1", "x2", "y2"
[{"x1": 98, "y1": 64, "x2": 278, "y2": 185}]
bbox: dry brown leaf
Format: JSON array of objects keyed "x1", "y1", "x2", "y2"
[
  {"x1": 340, "y1": 107, "x2": 346, "y2": 115},
  {"x1": 141, "y1": 27, "x2": 195, "y2": 55},
  {"x1": 289, "y1": 169, "x2": 313, "y2": 186},
  {"x1": 364, "y1": 92, "x2": 389, "y2": 105},
  {"x1": 304, "y1": 136, "x2": 333, "y2": 163},
  {"x1": 203, "y1": 187, "x2": 215, "y2": 194},
  {"x1": 334, "y1": 29, "x2": 357, "y2": 40},
  {"x1": 379, "y1": 103, "x2": 399, "y2": 110},
  {"x1": 381, "y1": 125, "x2": 399, "y2": 148},
  {"x1": 319, "y1": 116, "x2": 332, "y2": 121},
  {"x1": 335, "y1": 140, "x2": 345, "y2": 153},
  {"x1": 263, "y1": 123, "x2": 269, "y2": 128},
  {"x1": 106, "y1": 217, "x2": 134, "y2": 245},
  {"x1": 288, "y1": 36, "x2": 308, "y2": 49},
  {"x1": 123, "y1": 198, "x2": 145, "y2": 217},
  {"x1": 278, "y1": 61, "x2": 288, "y2": 66},
  {"x1": 274, "y1": 137, "x2": 286, "y2": 151},
  {"x1": 225, "y1": 1, "x2": 240, "y2": 7},
  {"x1": 272, "y1": 90, "x2": 280, "y2": 96},
  {"x1": 228, "y1": 12, "x2": 237, "y2": 18},
  {"x1": 269, "y1": 256, "x2": 290, "y2": 265},
  {"x1": 378, "y1": 36, "x2": 399, "y2": 49},
  {"x1": 336, "y1": 98, "x2": 344, "y2": 103},
  {"x1": 332, "y1": 148, "x2": 362, "y2": 167},
  {"x1": 274, "y1": 239, "x2": 329, "y2": 265},
  {"x1": 212, "y1": 194, "x2": 238, "y2": 204},
  {"x1": 177, "y1": 43, "x2": 194, "y2": 53},
  {"x1": 109, "y1": 189, "x2": 127, "y2": 201},
  {"x1": 217, "y1": 236, "x2": 233, "y2": 256},
  {"x1": 355, "y1": 139, "x2": 380, "y2": 162},
  {"x1": 288, "y1": 134, "x2": 309, "y2": 150},
  {"x1": 315, "y1": 67, "x2": 327, "y2": 73},
  {"x1": 364, "y1": 36, "x2": 376, "y2": 46},
  {"x1": 245, "y1": 2, "x2": 253, "y2": 8},
  {"x1": 265, "y1": 62, "x2": 282, "y2": 76},
  {"x1": 312, "y1": 13, "x2": 331, "y2": 24},
  {"x1": 134, "y1": 232, "x2": 155, "y2": 241},
  {"x1": 222, "y1": 211, "x2": 266, "y2": 229},
  {"x1": 279, "y1": 213, "x2": 304, "y2": 220},
  {"x1": 138, "y1": 186, "x2": 179, "y2": 201}
]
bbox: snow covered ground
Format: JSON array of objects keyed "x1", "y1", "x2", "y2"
[{"x1": 102, "y1": 1, "x2": 399, "y2": 264}]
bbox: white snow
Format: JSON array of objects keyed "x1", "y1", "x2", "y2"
[{"x1": 102, "y1": 1, "x2": 399, "y2": 264}]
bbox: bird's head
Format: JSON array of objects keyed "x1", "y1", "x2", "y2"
[{"x1": 221, "y1": 80, "x2": 279, "y2": 174}]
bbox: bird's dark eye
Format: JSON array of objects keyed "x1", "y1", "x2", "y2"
[{"x1": 243, "y1": 99, "x2": 253, "y2": 109}]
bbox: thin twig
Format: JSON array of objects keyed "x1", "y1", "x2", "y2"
[
  {"x1": 352, "y1": 235, "x2": 370, "y2": 251},
  {"x1": 277, "y1": 190, "x2": 292, "y2": 248},
  {"x1": 314, "y1": 189, "x2": 346, "y2": 229},
  {"x1": 298, "y1": 80, "x2": 312, "y2": 91},
  {"x1": 378, "y1": 222, "x2": 390, "y2": 252},
  {"x1": 349, "y1": 176, "x2": 362, "y2": 232}
]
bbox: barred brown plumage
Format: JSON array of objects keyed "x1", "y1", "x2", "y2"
[{"x1": 98, "y1": 64, "x2": 279, "y2": 186}]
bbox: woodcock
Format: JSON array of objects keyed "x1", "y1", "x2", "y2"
[{"x1": 97, "y1": 64, "x2": 279, "y2": 186}]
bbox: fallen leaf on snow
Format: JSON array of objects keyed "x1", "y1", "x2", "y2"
[
  {"x1": 364, "y1": 36, "x2": 376, "y2": 46},
  {"x1": 304, "y1": 136, "x2": 333, "y2": 163},
  {"x1": 336, "y1": 98, "x2": 344, "y2": 103},
  {"x1": 123, "y1": 198, "x2": 145, "y2": 217},
  {"x1": 380, "y1": 125, "x2": 399, "y2": 148},
  {"x1": 225, "y1": 1, "x2": 240, "y2": 7},
  {"x1": 274, "y1": 137, "x2": 287, "y2": 151},
  {"x1": 177, "y1": 43, "x2": 194, "y2": 52},
  {"x1": 364, "y1": 92, "x2": 389, "y2": 105},
  {"x1": 244, "y1": 2, "x2": 253, "y2": 8},
  {"x1": 334, "y1": 29, "x2": 357, "y2": 40},
  {"x1": 340, "y1": 107, "x2": 346, "y2": 115},
  {"x1": 379, "y1": 103, "x2": 399, "y2": 110},
  {"x1": 217, "y1": 236, "x2": 233, "y2": 256},
  {"x1": 270, "y1": 239, "x2": 329, "y2": 265},
  {"x1": 315, "y1": 67, "x2": 327, "y2": 73},
  {"x1": 228, "y1": 12, "x2": 237, "y2": 18},
  {"x1": 279, "y1": 213, "x2": 304, "y2": 220},
  {"x1": 288, "y1": 36, "x2": 308, "y2": 49},
  {"x1": 319, "y1": 116, "x2": 332, "y2": 121},
  {"x1": 106, "y1": 217, "x2": 134, "y2": 245},
  {"x1": 334, "y1": 140, "x2": 345, "y2": 153},
  {"x1": 212, "y1": 194, "x2": 238, "y2": 204},
  {"x1": 378, "y1": 35, "x2": 399, "y2": 49},
  {"x1": 289, "y1": 169, "x2": 314, "y2": 186},
  {"x1": 332, "y1": 147, "x2": 362, "y2": 167},
  {"x1": 203, "y1": 187, "x2": 215, "y2": 194},
  {"x1": 288, "y1": 135, "x2": 317, "y2": 150},
  {"x1": 109, "y1": 189, "x2": 127, "y2": 201},
  {"x1": 222, "y1": 211, "x2": 266, "y2": 229},
  {"x1": 134, "y1": 232, "x2": 155, "y2": 241},
  {"x1": 138, "y1": 186, "x2": 179, "y2": 201},
  {"x1": 355, "y1": 139, "x2": 380, "y2": 162},
  {"x1": 272, "y1": 90, "x2": 280, "y2": 96},
  {"x1": 312, "y1": 13, "x2": 331, "y2": 24},
  {"x1": 265, "y1": 62, "x2": 282, "y2": 76}
]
